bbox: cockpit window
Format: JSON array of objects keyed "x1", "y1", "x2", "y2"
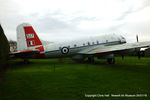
[
  {"x1": 120, "y1": 36, "x2": 126, "y2": 44},
  {"x1": 121, "y1": 36, "x2": 125, "y2": 39}
]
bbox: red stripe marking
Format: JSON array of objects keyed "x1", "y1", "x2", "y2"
[
  {"x1": 23, "y1": 26, "x2": 45, "y2": 58},
  {"x1": 96, "y1": 50, "x2": 108, "y2": 53},
  {"x1": 20, "y1": 50, "x2": 33, "y2": 53},
  {"x1": 35, "y1": 46, "x2": 45, "y2": 58},
  {"x1": 24, "y1": 26, "x2": 42, "y2": 47}
]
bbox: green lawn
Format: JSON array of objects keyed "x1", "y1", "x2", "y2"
[{"x1": 0, "y1": 57, "x2": 150, "y2": 100}]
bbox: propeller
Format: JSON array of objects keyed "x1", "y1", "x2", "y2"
[
  {"x1": 136, "y1": 34, "x2": 141, "y2": 59},
  {"x1": 136, "y1": 34, "x2": 139, "y2": 42}
]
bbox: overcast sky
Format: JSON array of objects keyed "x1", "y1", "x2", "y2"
[{"x1": 0, "y1": 0, "x2": 150, "y2": 42}]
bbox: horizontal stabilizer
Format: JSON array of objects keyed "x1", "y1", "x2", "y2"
[{"x1": 9, "y1": 49, "x2": 39, "y2": 58}]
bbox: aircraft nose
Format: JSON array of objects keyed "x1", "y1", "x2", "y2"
[{"x1": 119, "y1": 36, "x2": 126, "y2": 43}]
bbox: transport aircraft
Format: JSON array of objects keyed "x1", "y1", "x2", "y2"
[{"x1": 10, "y1": 23, "x2": 150, "y2": 64}]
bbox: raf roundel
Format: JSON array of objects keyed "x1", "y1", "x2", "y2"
[{"x1": 61, "y1": 47, "x2": 69, "y2": 54}]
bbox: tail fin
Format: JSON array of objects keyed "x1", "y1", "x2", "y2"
[{"x1": 17, "y1": 23, "x2": 43, "y2": 51}]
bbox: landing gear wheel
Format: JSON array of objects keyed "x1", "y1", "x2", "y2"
[
  {"x1": 107, "y1": 58, "x2": 115, "y2": 64},
  {"x1": 88, "y1": 57, "x2": 94, "y2": 63}
]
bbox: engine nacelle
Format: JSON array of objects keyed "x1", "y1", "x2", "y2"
[
  {"x1": 97, "y1": 54, "x2": 114, "y2": 59},
  {"x1": 71, "y1": 55, "x2": 85, "y2": 62}
]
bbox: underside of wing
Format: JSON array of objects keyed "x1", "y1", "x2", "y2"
[
  {"x1": 79, "y1": 41, "x2": 150, "y2": 55},
  {"x1": 9, "y1": 49, "x2": 39, "y2": 58}
]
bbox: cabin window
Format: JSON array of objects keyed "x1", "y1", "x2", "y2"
[
  {"x1": 59, "y1": 47, "x2": 61, "y2": 50},
  {"x1": 88, "y1": 42, "x2": 90, "y2": 45},
  {"x1": 121, "y1": 36, "x2": 125, "y2": 39},
  {"x1": 97, "y1": 41, "x2": 99, "y2": 44},
  {"x1": 106, "y1": 40, "x2": 108, "y2": 43},
  {"x1": 68, "y1": 46, "x2": 70, "y2": 48}
]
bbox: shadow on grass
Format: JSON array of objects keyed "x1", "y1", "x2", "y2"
[
  {"x1": 6, "y1": 59, "x2": 35, "y2": 69},
  {"x1": 6, "y1": 58, "x2": 75, "y2": 69},
  {"x1": 5, "y1": 57, "x2": 150, "y2": 74},
  {"x1": 83, "y1": 58, "x2": 150, "y2": 74}
]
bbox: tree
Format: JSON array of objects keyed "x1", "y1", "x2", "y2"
[{"x1": 0, "y1": 24, "x2": 10, "y2": 67}]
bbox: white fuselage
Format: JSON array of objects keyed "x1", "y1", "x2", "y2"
[
  {"x1": 16, "y1": 23, "x2": 148, "y2": 64},
  {"x1": 43, "y1": 34, "x2": 126, "y2": 58}
]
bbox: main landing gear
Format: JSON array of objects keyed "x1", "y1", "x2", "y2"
[
  {"x1": 87, "y1": 56, "x2": 115, "y2": 64},
  {"x1": 107, "y1": 58, "x2": 115, "y2": 64},
  {"x1": 87, "y1": 56, "x2": 94, "y2": 63}
]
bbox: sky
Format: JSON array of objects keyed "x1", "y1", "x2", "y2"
[{"x1": 0, "y1": 0, "x2": 150, "y2": 42}]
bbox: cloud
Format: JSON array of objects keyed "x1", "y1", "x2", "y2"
[{"x1": 0, "y1": 0, "x2": 150, "y2": 42}]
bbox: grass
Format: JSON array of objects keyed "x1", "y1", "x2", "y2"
[{"x1": 0, "y1": 57, "x2": 150, "y2": 100}]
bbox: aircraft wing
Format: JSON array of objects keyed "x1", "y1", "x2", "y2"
[
  {"x1": 79, "y1": 41, "x2": 150, "y2": 55},
  {"x1": 9, "y1": 49, "x2": 39, "y2": 58}
]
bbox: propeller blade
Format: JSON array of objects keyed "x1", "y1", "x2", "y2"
[{"x1": 136, "y1": 34, "x2": 139, "y2": 42}]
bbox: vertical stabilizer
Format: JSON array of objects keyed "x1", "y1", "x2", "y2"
[{"x1": 17, "y1": 23, "x2": 43, "y2": 51}]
